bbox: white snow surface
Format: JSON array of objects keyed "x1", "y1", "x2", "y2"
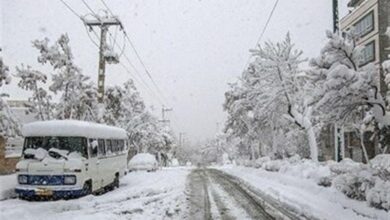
[
  {"x1": 0, "y1": 174, "x2": 17, "y2": 200},
  {"x1": 22, "y1": 120, "x2": 127, "y2": 139},
  {"x1": 0, "y1": 167, "x2": 191, "y2": 220},
  {"x1": 218, "y1": 166, "x2": 389, "y2": 220}
]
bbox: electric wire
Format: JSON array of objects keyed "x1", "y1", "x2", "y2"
[
  {"x1": 84, "y1": 0, "x2": 168, "y2": 105},
  {"x1": 241, "y1": 0, "x2": 280, "y2": 73},
  {"x1": 100, "y1": 0, "x2": 170, "y2": 105},
  {"x1": 58, "y1": 0, "x2": 166, "y2": 106}
]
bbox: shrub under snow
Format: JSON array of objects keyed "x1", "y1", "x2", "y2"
[
  {"x1": 249, "y1": 154, "x2": 390, "y2": 210},
  {"x1": 329, "y1": 156, "x2": 390, "y2": 210},
  {"x1": 329, "y1": 158, "x2": 362, "y2": 175},
  {"x1": 366, "y1": 179, "x2": 390, "y2": 210},
  {"x1": 253, "y1": 156, "x2": 271, "y2": 168},
  {"x1": 332, "y1": 169, "x2": 376, "y2": 201},
  {"x1": 279, "y1": 159, "x2": 332, "y2": 186}
]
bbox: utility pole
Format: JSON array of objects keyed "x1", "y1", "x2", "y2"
[
  {"x1": 84, "y1": 16, "x2": 122, "y2": 103},
  {"x1": 333, "y1": 0, "x2": 339, "y2": 33},
  {"x1": 159, "y1": 105, "x2": 173, "y2": 125},
  {"x1": 332, "y1": 0, "x2": 344, "y2": 162}
]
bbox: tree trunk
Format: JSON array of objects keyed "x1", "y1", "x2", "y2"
[
  {"x1": 360, "y1": 131, "x2": 370, "y2": 165},
  {"x1": 306, "y1": 125, "x2": 318, "y2": 162}
]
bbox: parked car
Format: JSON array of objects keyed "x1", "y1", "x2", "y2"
[{"x1": 128, "y1": 153, "x2": 158, "y2": 172}]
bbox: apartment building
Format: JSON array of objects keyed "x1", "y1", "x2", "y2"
[
  {"x1": 341, "y1": 0, "x2": 390, "y2": 92},
  {"x1": 326, "y1": 0, "x2": 390, "y2": 163}
]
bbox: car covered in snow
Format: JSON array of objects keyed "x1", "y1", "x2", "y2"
[
  {"x1": 15, "y1": 120, "x2": 129, "y2": 200},
  {"x1": 128, "y1": 153, "x2": 158, "y2": 172}
]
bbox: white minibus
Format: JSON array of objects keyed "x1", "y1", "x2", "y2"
[{"x1": 15, "y1": 120, "x2": 128, "y2": 200}]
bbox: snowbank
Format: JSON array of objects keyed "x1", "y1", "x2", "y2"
[
  {"x1": 370, "y1": 154, "x2": 390, "y2": 173},
  {"x1": 0, "y1": 168, "x2": 190, "y2": 220},
  {"x1": 0, "y1": 174, "x2": 16, "y2": 200},
  {"x1": 219, "y1": 166, "x2": 389, "y2": 220},
  {"x1": 240, "y1": 155, "x2": 390, "y2": 211}
]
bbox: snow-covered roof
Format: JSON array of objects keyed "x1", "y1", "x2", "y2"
[{"x1": 22, "y1": 120, "x2": 127, "y2": 139}]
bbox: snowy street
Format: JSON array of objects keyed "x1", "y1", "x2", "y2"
[
  {"x1": 0, "y1": 168, "x2": 190, "y2": 220},
  {"x1": 2, "y1": 1, "x2": 390, "y2": 218},
  {"x1": 1, "y1": 166, "x2": 389, "y2": 220},
  {"x1": 187, "y1": 169, "x2": 301, "y2": 220}
]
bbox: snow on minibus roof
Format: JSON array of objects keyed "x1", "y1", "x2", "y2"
[{"x1": 22, "y1": 120, "x2": 127, "y2": 139}]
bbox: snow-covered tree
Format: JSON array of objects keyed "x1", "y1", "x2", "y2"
[
  {"x1": 224, "y1": 33, "x2": 317, "y2": 161},
  {"x1": 33, "y1": 34, "x2": 99, "y2": 121},
  {"x1": 15, "y1": 65, "x2": 53, "y2": 120},
  {"x1": 309, "y1": 31, "x2": 380, "y2": 124},
  {"x1": 309, "y1": 30, "x2": 388, "y2": 162},
  {"x1": 104, "y1": 79, "x2": 174, "y2": 161},
  {"x1": 0, "y1": 49, "x2": 20, "y2": 137}
]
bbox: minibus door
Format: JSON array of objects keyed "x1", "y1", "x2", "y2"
[{"x1": 88, "y1": 140, "x2": 100, "y2": 191}]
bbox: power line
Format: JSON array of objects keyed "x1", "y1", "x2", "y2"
[
  {"x1": 83, "y1": 0, "x2": 168, "y2": 105},
  {"x1": 57, "y1": 0, "x2": 166, "y2": 105},
  {"x1": 100, "y1": 0, "x2": 170, "y2": 105},
  {"x1": 241, "y1": 0, "x2": 280, "y2": 73},
  {"x1": 81, "y1": 0, "x2": 97, "y2": 15},
  {"x1": 254, "y1": 0, "x2": 279, "y2": 49},
  {"x1": 58, "y1": 0, "x2": 82, "y2": 19}
]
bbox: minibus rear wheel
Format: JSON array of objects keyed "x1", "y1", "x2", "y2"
[{"x1": 114, "y1": 173, "x2": 119, "y2": 188}]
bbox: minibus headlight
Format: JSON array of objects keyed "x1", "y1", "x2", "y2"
[
  {"x1": 18, "y1": 175, "x2": 28, "y2": 184},
  {"x1": 63, "y1": 175, "x2": 76, "y2": 185}
]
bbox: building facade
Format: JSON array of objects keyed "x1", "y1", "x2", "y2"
[
  {"x1": 341, "y1": 0, "x2": 390, "y2": 92},
  {"x1": 323, "y1": 0, "x2": 390, "y2": 163}
]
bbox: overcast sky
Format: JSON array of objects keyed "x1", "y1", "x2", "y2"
[{"x1": 1, "y1": 0, "x2": 351, "y2": 143}]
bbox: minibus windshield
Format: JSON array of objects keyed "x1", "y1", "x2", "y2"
[{"x1": 23, "y1": 136, "x2": 88, "y2": 158}]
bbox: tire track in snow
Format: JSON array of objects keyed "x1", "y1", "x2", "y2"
[{"x1": 187, "y1": 168, "x2": 307, "y2": 220}]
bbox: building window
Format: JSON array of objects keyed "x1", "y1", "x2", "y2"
[
  {"x1": 354, "y1": 11, "x2": 374, "y2": 38},
  {"x1": 360, "y1": 41, "x2": 375, "y2": 66}
]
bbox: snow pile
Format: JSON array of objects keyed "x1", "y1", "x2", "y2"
[
  {"x1": 279, "y1": 159, "x2": 332, "y2": 186},
  {"x1": 263, "y1": 159, "x2": 288, "y2": 172},
  {"x1": 328, "y1": 158, "x2": 362, "y2": 175},
  {"x1": 332, "y1": 169, "x2": 375, "y2": 201},
  {"x1": 219, "y1": 166, "x2": 390, "y2": 220},
  {"x1": 370, "y1": 154, "x2": 390, "y2": 173},
  {"x1": 252, "y1": 155, "x2": 331, "y2": 185},
  {"x1": 0, "y1": 174, "x2": 16, "y2": 200},
  {"x1": 24, "y1": 148, "x2": 48, "y2": 160},
  {"x1": 244, "y1": 155, "x2": 390, "y2": 211},
  {"x1": 328, "y1": 156, "x2": 390, "y2": 210},
  {"x1": 253, "y1": 156, "x2": 271, "y2": 168},
  {"x1": 366, "y1": 179, "x2": 390, "y2": 210},
  {"x1": 128, "y1": 153, "x2": 157, "y2": 166}
]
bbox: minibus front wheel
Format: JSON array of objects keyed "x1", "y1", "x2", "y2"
[{"x1": 82, "y1": 180, "x2": 92, "y2": 196}]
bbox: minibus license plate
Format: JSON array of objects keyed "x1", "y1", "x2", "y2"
[{"x1": 36, "y1": 188, "x2": 53, "y2": 196}]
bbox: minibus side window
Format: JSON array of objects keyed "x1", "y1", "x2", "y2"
[
  {"x1": 89, "y1": 139, "x2": 98, "y2": 158},
  {"x1": 112, "y1": 140, "x2": 118, "y2": 153},
  {"x1": 118, "y1": 140, "x2": 124, "y2": 152},
  {"x1": 106, "y1": 139, "x2": 112, "y2": 155},
  {"x1": 98, "y1": 139, "x2": 106, "y2": 157}
]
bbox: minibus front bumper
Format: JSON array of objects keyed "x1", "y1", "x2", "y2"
[{"x1": 15, "y1": 187, "x2": 85, "y2": 199}]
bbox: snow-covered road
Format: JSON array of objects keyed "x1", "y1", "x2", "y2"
[
  {"x1": 1, "y1": 166, "x2": 388, "y2": 220},
  {"x1": 0, "y1": 167, "x2": 191, "y2": 220},
  {"x1": 187, "y1": 169, "x2": 302, "y2": 220}
]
